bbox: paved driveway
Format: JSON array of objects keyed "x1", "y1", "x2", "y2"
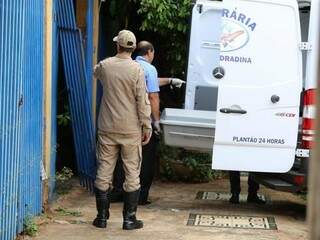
[{"x1": 24, "y1": 178, "x2": 307, "y2": 240}]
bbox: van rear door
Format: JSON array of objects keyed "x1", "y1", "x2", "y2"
[
  {"x1": 213, "y1": 0, "x2": 303, "y2": 172},
  {"x1": 184, "y1": 0, "x2": 222, "y2": 111}
]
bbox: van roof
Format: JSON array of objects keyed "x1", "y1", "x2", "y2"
[{"x1": 203, "y1": 0, "x2": 310, "y2": 8}]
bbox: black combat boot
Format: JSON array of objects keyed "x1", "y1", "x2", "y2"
[
  {"x1": 93, "y1": 188, "x2": 110, "y2": 228},
  {"x1": 229, "y1": 193, "x2": 240, "y2": 204},
  {"x1": 123, "y1": 189, "x2": 143, "y2": 230},
  {"x1": 138, "y1": 189, "x2": 151, "y2": 205},
  {"x1": 247, "y1": 193, "x2": 266, "y2": 205}
]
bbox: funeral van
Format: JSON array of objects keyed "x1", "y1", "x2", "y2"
[{"x1": 160, "y1": 0, "x2": 318, "y2": 192}]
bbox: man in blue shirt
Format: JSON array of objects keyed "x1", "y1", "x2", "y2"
[
  {"x1": 135, "y1": 41, "x2": 185, "y2": 135},
  {"x1": 111, "y1": 41, "x2": 185, "y2": 205}
]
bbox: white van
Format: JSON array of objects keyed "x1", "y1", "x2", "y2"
[{"x1": 161, "y1": 0, "x2": 318, "y2": 192}]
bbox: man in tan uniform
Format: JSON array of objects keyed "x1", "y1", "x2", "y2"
[{"x1": 93, "y1": 30, "x2": 152, "y2": 230}]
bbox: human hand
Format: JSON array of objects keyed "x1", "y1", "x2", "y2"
[
  {"x1": 169, "y1": 78, "x2": 186, "y2": 88},
  {"x1": 142, "y1": 128, "x2": 152, "y2": 146},
  {"x1": 153, "y1": 120, "x2": 161, "y2": 135}
]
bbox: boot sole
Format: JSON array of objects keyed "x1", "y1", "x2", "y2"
[
  {"x1": 122, "y1": 223, "x2": 143, "y2": 230},
  {"x1": 93, "y1": 223, "x2": 107, "y2": 228},
  {"x1": 247, "y1": 201, "x2": 266, "y2": 205},
  {"x1": 93, "y1": 219, "x2": 107, "y2": 228}
]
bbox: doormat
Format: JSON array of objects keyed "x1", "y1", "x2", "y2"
[
  {"x1": 196, "y1": 191, "x2": 268, "y2": 203},
  {"x1": 187, "y1": 213, "x2": 277, "y2": 230}
]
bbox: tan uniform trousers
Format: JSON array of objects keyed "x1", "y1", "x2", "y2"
[{"x1": 95, "y1": 132, "x2": 142, "y2": 193}]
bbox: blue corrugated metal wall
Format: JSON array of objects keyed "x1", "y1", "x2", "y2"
[
  {"x1": 0, "y1": 1, "x2": 44, "y2": 239},
  {"x1": 57, "y1": 0, "x2": 96, "y2": 190},
  {"x1": 17, "y1": 0, "x2": 44, "y2": 232},
  {"x1": 0, "y1": 2, "x2": 24, "y2": 238}
]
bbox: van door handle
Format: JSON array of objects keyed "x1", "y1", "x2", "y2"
[{"x1": 220, "y1": 108, "x2": 247, "y2": 114}]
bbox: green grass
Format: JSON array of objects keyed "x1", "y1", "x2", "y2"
[
  {"x1": 54, "y1": 207, "x2": 82, "y2": 217},
  {"x1": 23, "y1": 216, "x2": 38, "y2": 237}
]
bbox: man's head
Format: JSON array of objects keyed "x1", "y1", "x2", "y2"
[
  {"x1": 136, "y1": 41, "x2": 154, "y2": 63},
  {"x1": 113, "y1": 30, "x2": 136, "y2": 54}
]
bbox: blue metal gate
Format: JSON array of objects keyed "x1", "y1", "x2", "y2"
[
  {"x1": 0, "y1": 1, "x2": 44, "y2": 239},
  {"x1": 85, "y1": 0, "x2": 94, "y2": 105},
  {"x1": 57, "y1": 0, "x2": 96, "y2": 190}
]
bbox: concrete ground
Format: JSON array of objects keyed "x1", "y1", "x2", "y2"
[{"x1": 24, "y1": 177, "x2": 307, "y2": 240}]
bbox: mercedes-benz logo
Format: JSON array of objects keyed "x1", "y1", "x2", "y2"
[{"x1": 213, "y1": 67, "x2": 225, "y2": 79}]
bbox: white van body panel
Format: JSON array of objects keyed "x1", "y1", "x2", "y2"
[
  {"x1": 184, "y1": 1, "x2": 223, "y2": 111},
  {"x1": 212, "y1": 0, "x2": 303, "y2": 172}
]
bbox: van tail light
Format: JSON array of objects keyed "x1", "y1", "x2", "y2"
[
  {"x1": 293, "y1": 175, "x2": 305, "y2": 186},
  {"x1": 302, "y1": 89, "x2": 316, "y2": 149}
]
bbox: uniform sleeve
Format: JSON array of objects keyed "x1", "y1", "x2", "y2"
[
  {"x1": 135, "y1": 67, "x2": 152, "y2": 131},
  {"x1": 146, "y1": 66, "x2": 160, "y2": 93},
  {"x1": 93, "y1": 62, "x2": 103, "y2": 80}
]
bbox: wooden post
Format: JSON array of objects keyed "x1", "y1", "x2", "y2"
[
  {"x1": 307, "y1": 3, "x2": 320, "y2": 238},
  {"x1": 43, "y1": 0, "x2": 53, "y2": 210}
]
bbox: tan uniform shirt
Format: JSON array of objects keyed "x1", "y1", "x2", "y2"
[{"x1": 94, "y1": 55, "x2": 151, "y2": 134}]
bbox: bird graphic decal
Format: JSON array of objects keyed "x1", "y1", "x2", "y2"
[{"x1": 221, "y1": 30, "x2": 245, "y2": 48}]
